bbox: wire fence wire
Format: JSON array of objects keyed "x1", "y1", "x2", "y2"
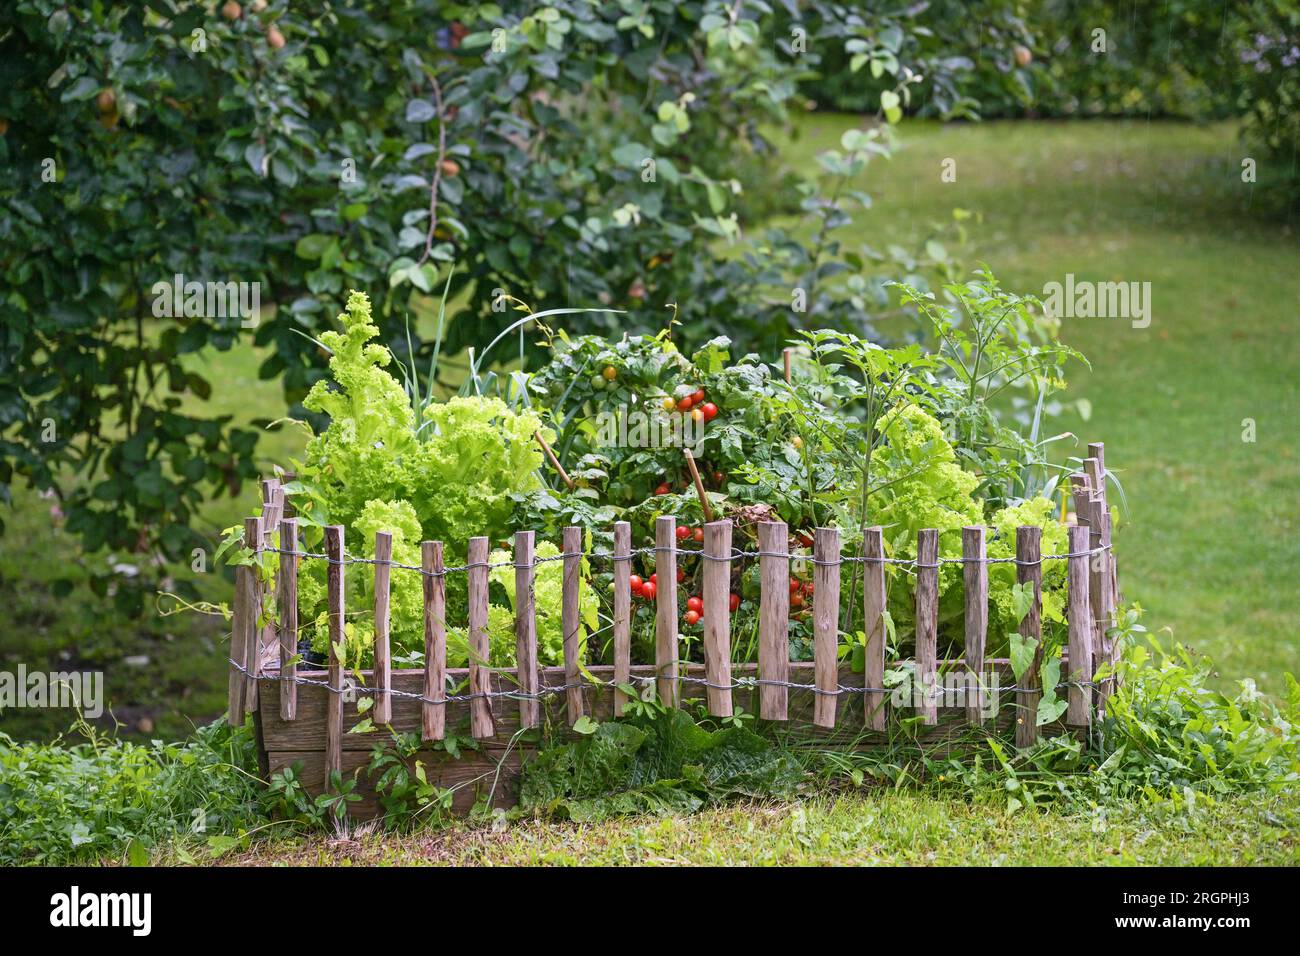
[
  {"x1": 229, "y1": 657, "x2": 1101, "y2": 704},
  {"x1": 254, "y1": 540, "x2": 1111, "y2": 577}
]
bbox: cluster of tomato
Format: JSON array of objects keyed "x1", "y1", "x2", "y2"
[
  {"x1": 788, "y1": 576, "x2": 814, "y2": 613},
  {"x1": 628, "y1": 572, "x2": 741, "y2": 624},
  {"x1": 660, "y1": 386, "x2": 718, "y2": 426}
]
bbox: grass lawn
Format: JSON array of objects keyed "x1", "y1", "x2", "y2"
[
  {"x1": 193, "y1": 788, "x2": 1300, "y2": 866},
  {"x1": 5, "y1": 116, "x2": 1297, "y2": 865}
]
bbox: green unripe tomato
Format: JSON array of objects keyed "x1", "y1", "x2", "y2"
[{"x1": 590, "y1": 373, "x2": 608, "y2": 391}]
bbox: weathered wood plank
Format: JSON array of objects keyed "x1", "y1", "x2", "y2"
[
  {"x1": 562, "y1": 526, "x2": 584, "y2": 723},
  {"x1": 514, "y1": 531, "x2": 539, "y2": 729},
  {"x1": 324, "y1": 525, "x2": 345, "y2": 783},
  {"x1": 259, "y1": 659, "x2": 1037, "y2": 753},
  {"x1": 758, "y1": 521, "x2": 789, "y2": 720},
  {"x1": 421, "y1": 540, "x2": 446, "y2": 742},
  {"x1": 654, "y1": 515, "x2": 679, "y2": 707},
  {"x1": 372, "y1": 530, "x2": 393, "y2": 726},
  {"x1": 1066, "y1": 523, "x2": 1093, "y2": 727},
  {"x1": 611, "y1": 521, "x2": 632, "y2": 717},
  {"x1": 915, "y1": 528, "x2": 939, "y2": 725},
  {"x1": 1014, "y1": 526, "x2": 1043, "y2": 748},
  {"x1": 862, "y1": 527, "x2": 887, "y2": 731},
  {"x1": 240, "y1": 516, "x2": 263, "y2": 713},
  {"x1": 812, "y1": 527, "x2": 840, "y2": 729},
  {"x1": 962, "y1": 525, "x2": 987, "y2": 725},
  {"x1": 467, "y1": 536, "x2": 495, "y2": 738},
  {"x1": 278, "y1": 518, "x2": 299, "y2": 721},
  {"x1": 702, "y1": 519, "x2": 734, "y2": 717}
]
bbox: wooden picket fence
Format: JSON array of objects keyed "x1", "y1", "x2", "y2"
[{"x1": 229, "y1": 443, "x2": 1120, "y2": 817}]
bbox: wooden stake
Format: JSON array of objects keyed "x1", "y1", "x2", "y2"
[
  {"x1": 862, "y1": 527, "x2": 887, "y2": 731},
  {"x1": 421, "y1": 541, "x2": 446, "y2": 742},
  {"x1": 278, "y1": 518, "x2": 299, "y2": 721},
  {"x1": 683, "y1": 449, "x2": 714, "y2": 523},
  {"x1": 324, "y1": 525, "x2": 345, "y2": 784},
  {"x1": 561, "y1": 526, "x2": 585, "y2": 723},
  {"x1": 612, "y1": 522, "x2": 632, "y2": 717},
  {"x1": 654, "y1": 515, "x2": 679, "y2": 707},
  {"x1": 467, "y1": 536, "x2": 495, "y2": 738},
  {"x1": 1066, "y1": 523, "x2": 1093, "y2": 727},
  {"x1": 372, "y1": 530, "x2": 393, "y2": 726},
  {"x1": 757, "y1": 520, "x2": 789, "y2": 720},
  {"x1": 1014, "y1": 526, "x2": 1043, "y2": 747},
  {"x1": 241, "y1": 516, "x2": 263, "y2": 713},
  {"x1": 783, "y1": 347, "x2": 792, "y2": 383},
  {"x1": 962, "y1": 525, "x2": 987, "y2": 725},
  {"x1": 812, "y1": 527, "x2": 841, "y2": 729},
  {"x1": 702, "y1": 519, "x2": 734, "y2": 717},
  {"x1": 915, "y1": 528, "x2": 939, "y2": 725},
  {"x1": 534, "y1": 430, "x2": 574, "y2": 490},
  {"x1": 514, "y1": 531, "x2": 539, "y2": 729}
]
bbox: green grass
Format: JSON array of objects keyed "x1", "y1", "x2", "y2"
[{"x1": 182, "y1": 788, "x2": 1300, "y2": 866}]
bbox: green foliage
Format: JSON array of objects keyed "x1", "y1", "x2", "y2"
[
  {"x1": 518, "y1": 700, "x2": 805, "y2": 822},
  {"x1": 0, "y1": 718, "x2": 263, "y2": 865},
  {"x1": 0, "y1": 0, "x2": 987, "y2": 592},
  {"x1": 794, "y1": 0, "x2": 1040, "y2": 119},
  {"x1": 488, "y1": 540, "x2": 597, "y2": 668}
]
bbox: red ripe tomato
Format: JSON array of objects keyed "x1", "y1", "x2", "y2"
[
  {"x1": 683, "y1": 609, "x2": 700, "y2": 626},
  {"x1": 803, "y1": 580, "x2": 815, "y2": 595},
  {"x1": 675, "y1": 567, "x2": 686, "y2": 584},
  {"x1": 691, "y1": 388, "x2": 705, "y2": 404},
  {"x1": 649, "y1": 573, "x2": 657, "y2": 585},
  {"x1": 676, "y1": 396, "x2": 693, "y2": 412},
  {"x1": 790, "y1": 593, "x2": 804, "y2": 610},
  {"x1": 712, "y1": 471, "x2": 725, "y2": 485},
  {"x1": 641, "y1": 581, "x2": 657, "y2": 600},
  {"x1": 686, "y1": 596, "x2": 703, "y2": 614},
  {"x1": 700, "y1": 402, "x2": 718, "y2": 421},
  {"x1": 693, "y1": 527, "x2": 704, "y2": 542},
  {"x1": 675, "y1": 524, "x2": 691, "y2": 542},
  {"x1": 654, "y1": 483, "x2": 670, "y2": 496},
  {"x1": 789, "y1": 578, "x2": 802, "y2": 594},
  {"x1": 629, "y1": 574, "x2": 643, "y2": 594},
  {"x1": 728, "y1": 592, "x2": 740, "y2": 613}
]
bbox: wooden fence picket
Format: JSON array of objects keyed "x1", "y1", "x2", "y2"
[
  {"x1": 324, "y1": 524, "x2": 345, "y2": 782},
  {"x1": 611, "y1": 522, "x2": 632, "y2": 717},
  {"x1": 514, "y1": 531, "x2": 540, "y2": 729},
  {"x1": 702, "y1": 519, "x2": 734, "y2": 717},
  {"x1": 915, "y1": 528, "x2": 939, "y2": 725},
  {"x1": 372, "y1": 530, "x2": 393, "y2": 726},
  {"x1": 562, "y1": 526, "x2": 585, "y2": 723},
  {"x1": 1014, "y1": 526, "x2": 1043, "y2": 748},
  {"x1": 278, "y1": 517, "x2": 299, "y2": 721},
  {"x1": 862, "y1": 526, "x2": 887, "y2": 731},
  {"x1": 421, "y1": 540, "x2": 446, "y2": 742},
  {"x1": 758, "y1": 521, "x2": 789, "y2": 721},
  {"x1": 962, "y1": 525, "x2": 987, "y2": 725},
  {"x1": 812, "y1": 527, "x2": 841, "y2": 729},
  {"x1": 1066, "y1": 523, "x2": 1093, "y2": 727},
  {"x1": 467, "y1": 536, "x2": 495, "y2": 738},
  {"x1": 654, "y1": 515, "x2": 679, "y2": 707},
  {"x1": 241, "y1": 516, "x2": 263, "y2": 713}
]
